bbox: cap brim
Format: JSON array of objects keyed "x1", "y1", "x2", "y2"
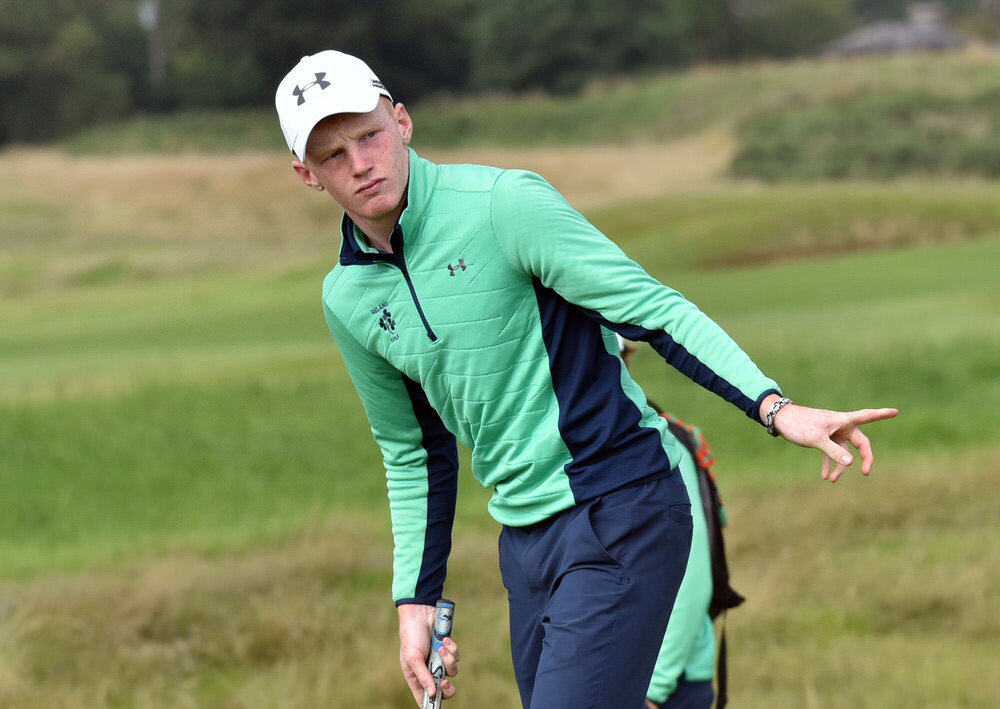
[{"x1": 290, "y1": 91, "x2": 385, "y2": 161}]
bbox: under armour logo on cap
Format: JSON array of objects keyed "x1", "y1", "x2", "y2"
[{"x1": 292, "y1": 72, "x2": 332, "y2": 105}]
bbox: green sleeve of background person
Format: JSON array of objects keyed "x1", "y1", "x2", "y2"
[
  {"x1": 322, "y1": 277, "x2": 455, "y2": 604},
  {"x1": 646, "y1": 447, "x2": 717, "y2": 704}
]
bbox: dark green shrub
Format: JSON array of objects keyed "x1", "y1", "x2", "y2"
[{"x1": 732, "y1": 90, "x2": 1000, "y2": 181}]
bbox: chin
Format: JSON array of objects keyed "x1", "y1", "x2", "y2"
[{"x1": 360, "y1": 195, "x2": 402, "y2": 220}]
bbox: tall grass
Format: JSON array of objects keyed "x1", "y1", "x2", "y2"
[{"x1": 1, "y1": 449, "x2": 996, "y2": 707}]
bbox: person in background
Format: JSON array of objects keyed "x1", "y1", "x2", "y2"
[{"x1": 618, "y1": 336, "x2": 717, "y2": 709}]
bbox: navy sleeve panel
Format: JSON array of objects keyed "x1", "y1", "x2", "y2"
[
  {"x1": 599, "y1": 319, "x2": 780, "y2": 421},
  {"x1": 533, "y1": 280, "x2": 678, "y2": 503},
  {"x1": 398, "y1": 375, "x2": 459, "y2": 605}
]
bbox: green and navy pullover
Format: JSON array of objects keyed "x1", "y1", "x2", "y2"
[{"x1": 322, "y1": 149, "x2": 780, "y2": 604}]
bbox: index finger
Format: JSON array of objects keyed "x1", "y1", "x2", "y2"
[
  {"x1": 402, "y1": 650, "x2": 436, "y2": 705},
  {"x1": 846, "y1": 407, "x2": 898, "y2": 426}
]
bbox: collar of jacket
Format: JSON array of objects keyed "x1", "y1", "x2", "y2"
[{"x1": 338, "y1": 148, "x2": 438, "y2": 266}]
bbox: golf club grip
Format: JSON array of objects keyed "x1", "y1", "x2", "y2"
[{"x1": 421, "y1": 599, "x2": 455, "y2": 709}]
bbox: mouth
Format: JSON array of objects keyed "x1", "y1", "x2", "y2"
[{"x1": 356, "y1": 178, "x2": 385, "y2": 195}]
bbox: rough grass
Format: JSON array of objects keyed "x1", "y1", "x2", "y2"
[
  {"x1": 1, "y1": 452, "x2": 996, "y2": 708},
  {"x1": 725, "y1": 447, "x2": 1000, "y2": 708}
]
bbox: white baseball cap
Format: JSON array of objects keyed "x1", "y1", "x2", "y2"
[{"x1": 275, "y1": 50, "x2": 393, "y2": 161}]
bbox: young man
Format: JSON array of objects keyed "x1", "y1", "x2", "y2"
[{"x1": 275, "y1": 50, "x2": 897, "y2": 709}]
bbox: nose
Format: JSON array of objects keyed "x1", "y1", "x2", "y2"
[{"x1": 348, "y1": 147, "x2": 372, "y2": 176}]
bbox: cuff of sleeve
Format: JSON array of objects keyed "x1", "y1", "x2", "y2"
[
  {"x1": 752, "y1": 388, "x2": 782, "y2": 424},
  {"x1": 395, "y1": 597, "x2": 441, "y2": 607}
]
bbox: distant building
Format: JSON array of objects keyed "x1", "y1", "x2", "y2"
[{"x1": 824, "y1": 2, "x2": 968, "y2": 56}]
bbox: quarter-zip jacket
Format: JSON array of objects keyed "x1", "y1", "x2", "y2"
[{"x1": 322, "y1": 149, "x2": 780, "y2": 604}]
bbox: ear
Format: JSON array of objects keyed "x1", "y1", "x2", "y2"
[
  {"x1": 292, "y1": 160, "x2": 324, "y2": 191},
  {"x1": 393, "y1": 103, "x2": 414, "y2": 147}
]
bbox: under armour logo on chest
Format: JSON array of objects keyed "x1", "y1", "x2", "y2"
[
  {"x1": 292, "y1": 73, "x2": 331, "y2": 105},
  {"x1": 447, "y1": 259, "x2": 467, "y2": 277}
]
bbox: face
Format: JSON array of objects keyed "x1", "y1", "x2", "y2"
[{"x1": 294, "y1": 99, "x2": 413, "y2": 236}]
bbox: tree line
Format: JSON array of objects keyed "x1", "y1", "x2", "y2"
[{"x1": 0, "y1": 0, "x2": 993, "y2": 146}]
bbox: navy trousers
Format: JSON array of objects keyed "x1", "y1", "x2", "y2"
[{"x1": 499, "y1": 473, "x2": 693, "y2": 709}]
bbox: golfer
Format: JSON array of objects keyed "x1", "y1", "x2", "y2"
[{"x1": 274, "y1": 50, "x2": 897, "y2": 709}]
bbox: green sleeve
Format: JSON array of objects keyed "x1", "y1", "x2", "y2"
[
  {"x1": 323, "y1": 285, "x2": 458, "y2": 605},
  {"x1": 490, "y1": 170, "x2": 779, "y2": 421}
]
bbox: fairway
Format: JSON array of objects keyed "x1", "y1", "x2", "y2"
[{"x1": 3, "y1": 54, "x2": 1000, "y2": 708}]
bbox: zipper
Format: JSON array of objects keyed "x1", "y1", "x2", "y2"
[
  {"x1": 387, "y1": 226, "x2": 438, "y2": 342},
  {"x1": 396, "y1": 257, "x2": 438, "y2": 342}
]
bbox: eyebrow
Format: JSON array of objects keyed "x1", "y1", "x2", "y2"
[{"x1": 308, "y1": 112, "x2": 388, "y2": 160}]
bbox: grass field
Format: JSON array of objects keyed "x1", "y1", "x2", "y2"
[{"x1": 2, "y1": 53, "x2": 999, "y2": 707}]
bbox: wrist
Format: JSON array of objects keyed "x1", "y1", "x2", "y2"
[
  {"x1": 397, "y1": 603, "x2": 435, "y2": 641},
  {"x1": 758, "y1": 393, "x2": 782, "y2": 423},
  {"x1": 397, "y1": 602, "x2": 434, "y2": 616},
  {"x1": 763, "y1": 396, "x2": 794, "y2": 437}
]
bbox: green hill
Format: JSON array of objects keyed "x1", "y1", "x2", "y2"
[{"x1": 61, "y1": 53, "x2": 1000, "y2": 177}]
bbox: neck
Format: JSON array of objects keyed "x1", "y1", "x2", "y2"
[
  {"x1": 348, "y1": 199, "x2": 406, "y2": 255},
  {"x1": 344, "y1": 212, "x2": 394, "y2": 253},
  {"x1": 365, "y1": 229, "x2": 393, "y2": 253}
]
